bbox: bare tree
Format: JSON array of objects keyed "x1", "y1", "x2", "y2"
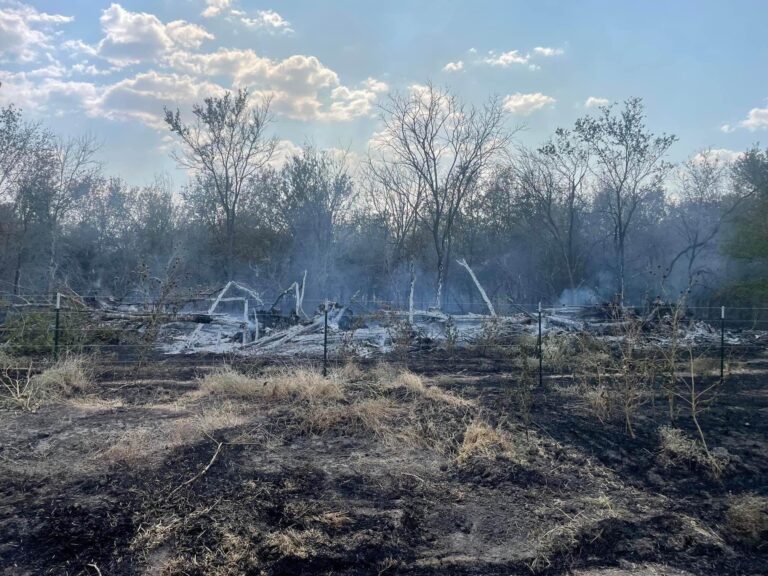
[
  {"x1": 662, "y1": 150, "x2": 742, "y2": 295},
  {"x1": 164, "y1": 89, "x2": 277, "y2": 279},
  {"x1": 46, "y1": 134, "x2": 101, "y2": 290},
  {"x1": 376, "y1": 83, "x2": 510, "y2": 308},
  {"x1": 575, "y1": 98, "x2": 676, "y2": 305},
  {"x1": 514, "y1": 127, "x2": 591, "y2": 293}
]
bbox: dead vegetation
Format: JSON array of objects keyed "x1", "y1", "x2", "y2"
[
  {"x1": 199, "y1": 364, "x2": 344, "y2": 402},
  {"x1": 658, "y1": 425, "x2": 730, "y2": 476},
  {"x1": 725, "y1": 494, "x2": 768, "y2": 547},
  {"x1": 0, "y1": 353, "x2": 93, "y2": 411},
  {"x1": 456, "y1": 420, "x2": 512, "y2": 464}
]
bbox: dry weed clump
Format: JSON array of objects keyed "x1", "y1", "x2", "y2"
[
  {"x1": 658, "y1": 426, "x2": 729, "y2": 475},
  {"x1": 1, "y1": 355, "x2": 94, "y2": 411},
  {"x1": 529, "y1": 496, "x2": 621, "y2": 572},
  {"x1": 725, "y1": 494, "x2": 768, "y2": 546},
  {"x1": 377, "y1": 366, "x2": 473, "y2": 407},
  {"x1": 200, "y1": 365, "x2": 344, "y2": 402},
  {"x1": 35, "y1": 355, "x2": 93, "y2": 396},
  {"x1": 456, "y1": 420, "x2": 512, "y2": 464},
  {"x1": 582, "y1": 385, "x2": 615, "y2": 423},
  {"x1": 264, "y1": 528, "x2": 329, "y2": 559},
  {"x1": 301, "y1": 397, "x2": 399, "y2": 438}
]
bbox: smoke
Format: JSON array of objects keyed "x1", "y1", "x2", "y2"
[{"x1": 558, "y1": 286, "x2": 599, "y2": 306}]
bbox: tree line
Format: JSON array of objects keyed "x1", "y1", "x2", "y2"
[{"x1": 1, "y1": 84, "x2": 766, "y2": 313}]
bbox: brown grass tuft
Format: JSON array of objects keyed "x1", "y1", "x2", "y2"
[
  {"x1": 264, "y1": 528, "x2": 328, "y2": 559},
  {"x1": 35, "y1": 355, "x2": 93, "y2": 397},
  {"x1": 200, "y1": 365, "x2": 344, "y2": 402},
  {"x1": 301, "y1": 397, "x2": 399, "y2": 438},
  {"x1": 456, "y1": 420, "x2": 512, "y2": 464},
  {"x1": 380, "y1": 367, "x2": 473, "y2": 407},
  {"x1": 725, "y1": 494, "x2": 768, "y2": 546}
]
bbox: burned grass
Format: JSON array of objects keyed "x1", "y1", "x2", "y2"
[{"x1": 0, "y1": 354, "x2": 766, "y2": 575}]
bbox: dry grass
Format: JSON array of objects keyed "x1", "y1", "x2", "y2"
[
  {"x1": 200, "y1": 365, "x2": 344, "y2": 402},
  {"x1": 456, "y1": 420, "x2": 512, "y2": 464},
  {"x1": 725, "y1": 494, "x2": 768, "y2": 546},
  {"x1": 582, "y1": 385, "x2": 614, "y2": 423},
  {"x1": 34, "y1": 355, "x2": 93, "y2": 397},
  {"x1": 311, "y1": 511, "x2": 353, "y2": 529},
  {"x1": 529, "y1": 496, "x2": 622, "y2": 572},
  {"x1": 658, "y1": 426, "x2": 729, "y2": 475},
  {"x1": 301, "y1": 397, "x2": 399, "y2": 438},
  {"x1": 101, "y1": 403, "x2": 248, "y2": 467},
  {"x1": 264, "y1": 528, "x2": 329, "y2": 559},
  {"x1": 378, "y1": 366, "x2": 473, "y2": 407}
]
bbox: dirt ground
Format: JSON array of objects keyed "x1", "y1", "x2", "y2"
[{"x1": 0, "y1": 350, "x2": 766, "y2": 575}]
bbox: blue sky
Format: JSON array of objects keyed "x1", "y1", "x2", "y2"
[{"x1": 1, "y1": 0, "x2": 766, "y2": 184}]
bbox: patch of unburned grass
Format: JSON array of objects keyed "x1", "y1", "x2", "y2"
[
  {"x1": 300, "y1": 397, "x2": 399, "y2": 438},
  {"x1": 200, "y1": 365, "x2": 344, "y2": 402},
  {"x1": 456, "y1": 420, "x2": 512, "y2": 464},
  {"x1": 35, "y1": 355, "x2": 93, "y2": 397},
  {"x1": 376, "y1": 365, "x2": 473, "y2": 407}
]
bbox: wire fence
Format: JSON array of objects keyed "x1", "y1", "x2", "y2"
[{"x1": 1, "y1": 292, "x2": 766, "y2": 379}]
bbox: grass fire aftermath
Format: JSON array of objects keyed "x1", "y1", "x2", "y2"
[{"x1": 1, "y1": 1, "x2": 767, "y2": 574}]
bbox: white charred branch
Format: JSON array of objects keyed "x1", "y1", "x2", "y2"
[{"x1": 456, "y1": 258, "x2": 496, "y2": 317}]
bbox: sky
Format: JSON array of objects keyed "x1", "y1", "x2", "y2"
[{"x1": 1, "y1": 0, "x2": 766, "y2": 185}]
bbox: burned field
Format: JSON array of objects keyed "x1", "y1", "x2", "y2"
[{"x1": 1, "y1": 335, "x2": 767, "y2": 575}]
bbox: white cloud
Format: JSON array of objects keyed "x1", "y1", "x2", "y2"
[
  {"x1": 533, "y1": 46, "x2": 564, "y2": 57},
  {"x1": 167, "y1": 48, "x2": 386, "y2": 121},
  {"x1": 67, "y1": 4, "x2": 214, "y2": 68},
  {"x1": 502, "y1": 92, "x2": 556, "y2": 115},
  {"x1": 239, "y1": 9, "x2": 293, "y2": 33},
  {"x1": 484, "y1": 50, "x2": 529, "y2": 67},
  {"x1": 740, "y1": 106, "x2": 768, "y2": 131},
  {"x1": 201, "y1": 1, "x2": 292, "y2": 33},
  {"x1": 0, "y1": 1, "x2": 73, "y2": 62},
  {"x1": 693, "y1": 148, "x2": 743, "y2": 164},
  {"x1": 201, "y1": 0, "x2": 231, "y2": 18},
  {"x1": 90, "y1": 70, "x2": 227, "y2": 129},
  {"x1": 443, "y1": 60, "x2": 464, "y2": 73},
  {"x1": 0, "y1": 70, "x2": 99, "y2": 113},
  {"x1": 585, "y1": 96, "x2": 610, "y2": 108},
  {"x1": 721, "y1": 101, "x2": 768, "y2": 132}
]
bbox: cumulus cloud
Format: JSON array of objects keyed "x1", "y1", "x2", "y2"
[
  {"x1": 90, "y1": 70, "x2": 227, "y2": 129},
  {"x1": 484, "y1": 50, "x2": 529, "y2": 67},
  {"x1": 693, "y1": 148, "x2": 743, "y2": 164},
  {"x1": 721, "y1": 101, "x2": 768, "y2": 132},
  {"x1": 167, "y1": 48, "x2": 386, "y2": 121},
  {"x1": 67, "y1": 4, "x2": 213, "y2": 68},
  {"x1": 443, "y1": 60, "x2": 464, "y2": 72},
  {"x1": 201, "y1": 0, "x2": 231, "y2": 18},
  {"x1": 0, "y1": 1, "x2": 72, "y2": 62},
  {"x1": 585, "y1": 96, "x2": 610, "y2": 108},
  {"x1": 502, "y1": 92, "x2": 556, "y2": 115},
  {"x1": 238, "y1": 9, "x2": 293, "y2": 33},
  {"x1": 740, "y1": 106, "x2": 768, "y2": 131},
  {"x1": 201, "y1": 0, "x2": 292, "y2": 33},
  {"x1": 533, "y1": 46, "x2": 564, "y2": 57}
]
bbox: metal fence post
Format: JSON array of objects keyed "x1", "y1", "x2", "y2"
[
  {"x1": 53, "y1": 292, "x2": 61, "y2": 359},
  {"x1": 720, "y1": 305, "x2": 725, "y2": 384},
  {"x1": 323, "y1": 301, "x2": 329, "y2": 377},
  {"x1": 538, "y1": 301, "x2": 543, "y2": 387}
]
